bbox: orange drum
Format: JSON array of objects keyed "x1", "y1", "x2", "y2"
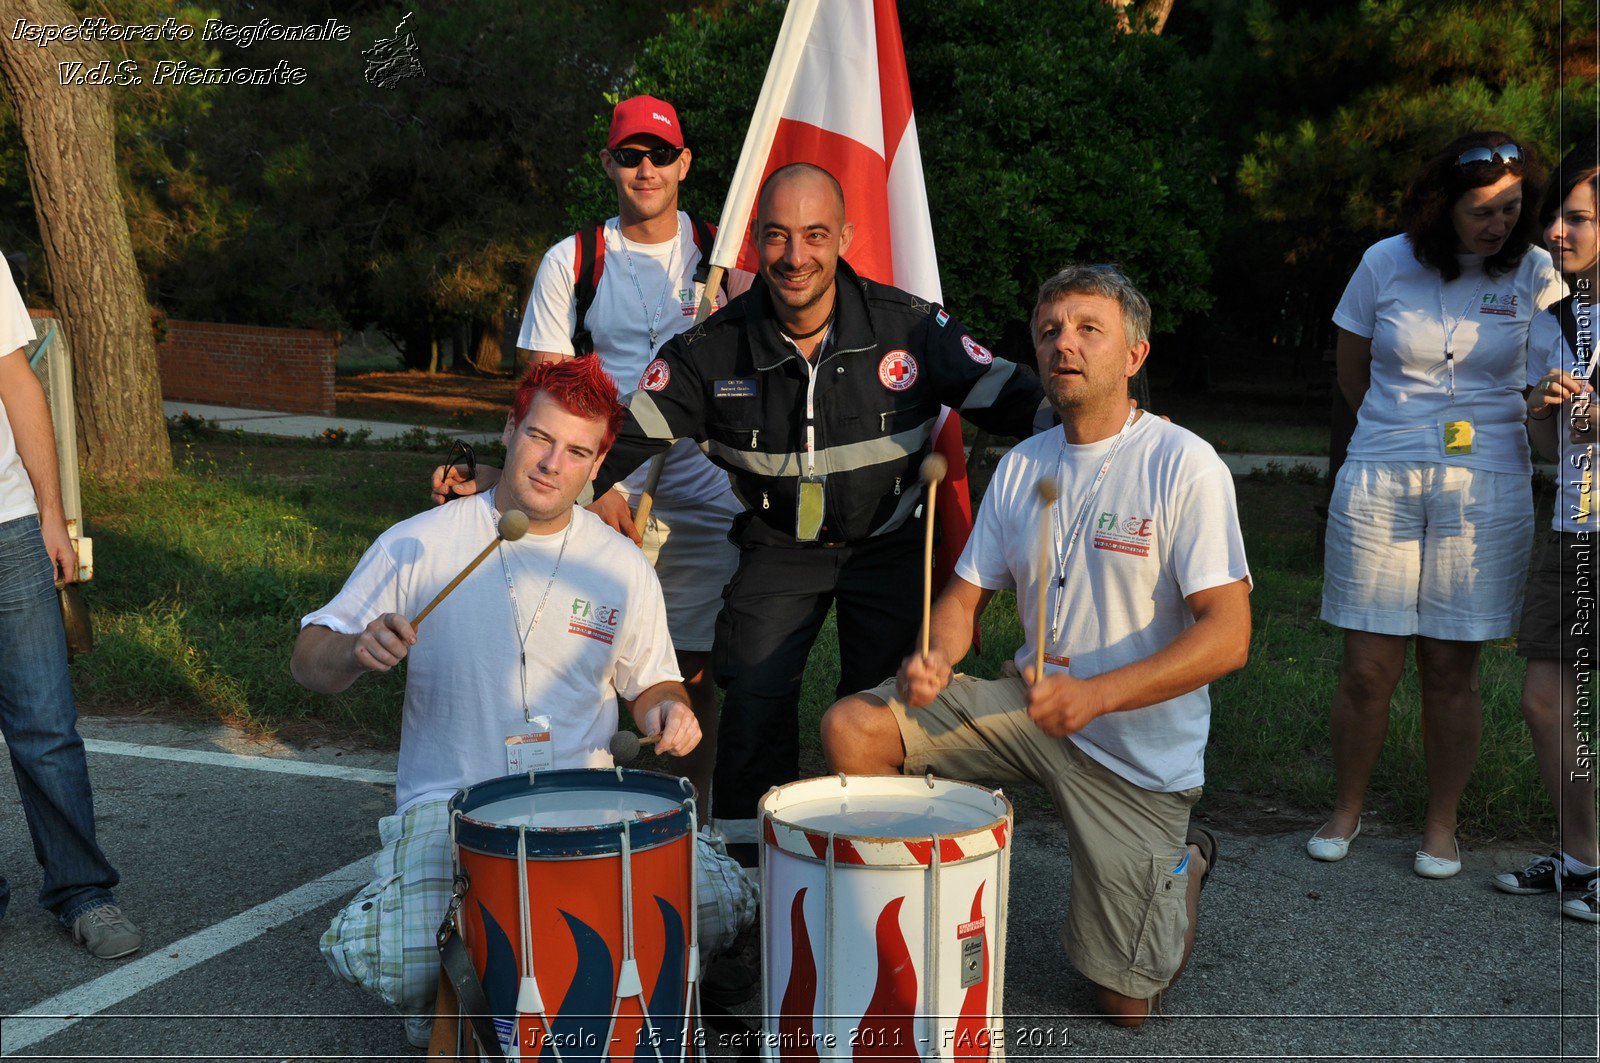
[{"x1": 450, "y1": 768, "x2": 699, "y2": 1061}]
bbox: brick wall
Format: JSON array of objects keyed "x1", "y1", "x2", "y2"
[{"x1": 157, "y1": 320, "x2": 337, "y2": 416}]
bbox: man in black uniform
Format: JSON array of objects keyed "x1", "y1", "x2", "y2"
[{"x1": 594, "y1": 163, "x2": 1042, "y2": 858}]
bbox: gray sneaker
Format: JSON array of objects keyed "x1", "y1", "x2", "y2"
[{"x1": 71, "y1": 904, "x2": 143, "y2": 959}]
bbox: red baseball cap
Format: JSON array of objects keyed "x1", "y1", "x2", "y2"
[{"x1": 607, "y1": 95, "x2": 684, "y2": 149}]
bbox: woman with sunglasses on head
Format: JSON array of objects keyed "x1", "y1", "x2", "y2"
[
  {"x1": 1496, "y1": 138, "x2": 1600, "y2": 920},
  {"x1": 1310, "y1": 131, "x2": 1563, "y2": 878}
]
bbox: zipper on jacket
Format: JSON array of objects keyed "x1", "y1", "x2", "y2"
[
  {"x1": 762, "y1": 491, "x2": 770, "y2": 510},
  {"x1": 894, "y1": 476, "x2": 901, "y2": 496},
  {"x1": 750, "y1": 429, "x2": 759, "y2": 449}
]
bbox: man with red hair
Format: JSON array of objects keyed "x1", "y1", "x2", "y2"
[{"x1": 294, "y1": 358, "x2": 753, "y2": 1047}]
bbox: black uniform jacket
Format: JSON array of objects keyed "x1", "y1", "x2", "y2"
[{"x1": 594, "y1": 260, "x2": 1043, "y2": 544}]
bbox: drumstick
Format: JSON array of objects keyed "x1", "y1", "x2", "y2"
[
  {"x1": 608, "y1": 730, "x2": 662, "y2": 765},
  {"x1": 1034, "y1": 480, "x2": 1058, "y2": 683},
  {"x1": 919, "y1": 453, "x2": 948, "y2": 658},
  {"x1": 411, "y1": 509, "x2": 530, "y2": 629}
]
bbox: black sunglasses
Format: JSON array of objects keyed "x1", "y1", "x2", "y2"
[
  {"x1": 609, "y1": 145, "x2": 685, "y2": 168},
  {"x1": 442, "y1": 439, "x2": 475, "y2": 499},
  {"x1": 1455, "y1": 143, "x2": 1522, "y2": 168}
]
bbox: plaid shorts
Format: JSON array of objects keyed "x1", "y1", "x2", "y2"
[
  {"x1": 320, "y1": 800, "x2": 455, "y2": 1011},
  {"x1": 320, "y1": 800, "x2": 758, "y2": 1011}
]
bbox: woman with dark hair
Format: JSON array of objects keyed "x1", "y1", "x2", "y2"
[
  {"x1": 1310, "y1": 131, "x2": 1564, "y2": 877},
  {"x1": 1495, "y1": 138, "x2": 1600, "y2": 921}
]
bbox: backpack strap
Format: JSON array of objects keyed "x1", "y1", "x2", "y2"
[{"x1": 571, "y1": 222, "x2": 607, "y2": 357}]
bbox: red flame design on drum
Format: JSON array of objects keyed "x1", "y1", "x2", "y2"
[
  {"x1": 853, "y1": 897, "x2": 919, "y2": 1062},
  {"x1": 779, "y1": 887, "x2": 819, "y2": 1062},
  {"x1": 953, "y1": 883, "x2": 991, "y2": 1061}
]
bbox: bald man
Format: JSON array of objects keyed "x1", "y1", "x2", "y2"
[{"x1": 591, "y1": 163, "x2": 1044, "y2": 857}]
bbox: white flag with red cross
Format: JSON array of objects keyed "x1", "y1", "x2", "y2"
[{"x1": 709, "y1": 0, "x2": 977, "y2": 597}]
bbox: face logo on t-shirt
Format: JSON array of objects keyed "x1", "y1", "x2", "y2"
[
  {"x1": 878, "y1": 350, "x2": 919, "y2": 391},
  {"x1": 961, "y1": 334, "x2": 993, "y2": 365},
  {"x1": 1479, "y1": 292, "x2": 1519, "y2": 318},
  {"x1": 1091, "y1": 510, "x2": 1153, "y2": 557},
  {"x1": 640, "y1": 358, "x2": 671, "y2": 391},
  {"x1": 568, "y1": 598, "x2": 622, "y2": 645}
]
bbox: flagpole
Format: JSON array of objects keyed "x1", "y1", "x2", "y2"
[
  {"x1": 637, "y1": 0, "x2": 822, "y2": 529},
  {"x1": 702, "y1": 0, "x2": 822, "y2": 285}
]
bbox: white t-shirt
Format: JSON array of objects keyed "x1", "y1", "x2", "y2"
[
  {"x1": 301, "y1": 492, "x2": 682, "y2": 813},
  {"x1": 0, "y1": 259, "x2": 40, "y2": 523},
  {"x1": 956, "y1": 414, "x2": 1251, "y2": 792},
  {"x1": 520, "y1": 212, "x2": 746, "y2": 507},
  {"x1": 1526, "y1": 300, "x2": 1596, "y2": 533},
  {"x1": 1333, "y1": 234, "x2": 1564, "y2": 473}
]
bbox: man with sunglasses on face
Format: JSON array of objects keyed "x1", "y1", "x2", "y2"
[{"x1": 435, "y1": 96, "x2": 748, "y2": 827}]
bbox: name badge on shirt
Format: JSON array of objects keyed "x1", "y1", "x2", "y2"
[
  {"x1": 714, "y1": 378, "x2": 759, "y2": 399},
  {"x1": 506, "y1": 715, "x2": 554, "y2": 774},
  {"x1": 1443, "y1": 419, "x2": 1474, "y2": 456}
]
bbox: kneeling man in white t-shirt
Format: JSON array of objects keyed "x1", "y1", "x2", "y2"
[
  {"x1": 292, "y1": 357, "x2": 754, "y2": 1046},
  {"x1": 822, "y1": 264, "x2": 1252, "y2": 1027}
]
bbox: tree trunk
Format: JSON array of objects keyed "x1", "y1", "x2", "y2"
[
  {"x1": 0, "y1": 0, "x2": 171, "y2": 479},
  {"x1": 470, "y1": 311, "x2": 506, "y2": 375},
  {"x1": 1107, "y1": 0, "x2": 1174, "y2": 33}
]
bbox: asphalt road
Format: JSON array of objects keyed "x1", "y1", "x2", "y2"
[{"x1": 1, "y1": 713, "x2": 1595, "y2": 1061}]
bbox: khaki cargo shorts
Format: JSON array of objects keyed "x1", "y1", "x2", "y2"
[{"x1": 864, "y1": 668, "x2": 1201, "y2": 1000}]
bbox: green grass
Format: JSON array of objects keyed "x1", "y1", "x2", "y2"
[
  {"x1": 76, "y1": 437, "x2": 466, "y2": 742},
  {"x1": 79, "y1": 431, "x2": 1559, "y2": 841}
]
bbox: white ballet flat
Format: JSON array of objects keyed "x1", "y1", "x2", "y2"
[{"x1": 1306, "y1": 819, "x2": 1361, "y2": 862}]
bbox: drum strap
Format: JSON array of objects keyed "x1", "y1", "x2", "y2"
[{"x1": 437, "y1": 886, "x2": 507, "y2": 1060}]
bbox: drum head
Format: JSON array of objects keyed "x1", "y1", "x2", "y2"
[
  {"x1": 760, "y1": 774, "x2": 1012, "y2": 867},
  {"x1": 765, "y1": 775, "x2": 1005, "y2": 838},
  {"x1": 451, "y1": 768, "x2": 692, "y2": 859}
]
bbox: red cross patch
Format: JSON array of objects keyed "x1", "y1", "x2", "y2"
[
  {"x1": 961, "y1": 334, "x2": 993, "y2": 365},
  {"x1": 878, "y1": 350, "x2": 918, "y2": 391},
  {"x1": 640, "y1": 358, "x2": 671, "y2": 392}
]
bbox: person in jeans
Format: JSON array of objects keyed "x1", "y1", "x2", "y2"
[{"x1": 0, "y1": 257, "x2": 141, "y2": 959}]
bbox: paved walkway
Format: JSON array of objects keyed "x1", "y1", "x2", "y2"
[{"x1": 163, "y1": 401, "x2": 503, "y2": 446}]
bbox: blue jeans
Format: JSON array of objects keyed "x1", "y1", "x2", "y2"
[{"x1": 0, "y1": 513, "x2": 119, "y2": 924}]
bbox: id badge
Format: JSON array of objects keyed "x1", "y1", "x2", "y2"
[
  {"x1": 1442, "y1": 419, "x2": 1475, "y2": 456},
  {"x1": 505, "y1": 715, "x2": 554, "y2": 774},
  {"x1": 796, "y1": 476, "x2": 826, "y2": 541}
]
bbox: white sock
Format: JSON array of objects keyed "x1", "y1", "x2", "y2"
[{"x1": 1559, "y1": 852, "x2": 1599, "y2": 878}]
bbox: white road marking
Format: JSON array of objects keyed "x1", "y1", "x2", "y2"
[
  {"x1": 0, "y1": 736, "x2": 397, "y2": 785},
  {"x1": 0, "y1": 853, "x2": 377, "y2": 1056}
]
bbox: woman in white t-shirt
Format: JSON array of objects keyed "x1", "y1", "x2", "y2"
[
  {"x1": 1310, "y1": 131, "x2": 1563, "y2": 878},
  {"x1": 1494, "y1": 141, "x2": 1600, "y2": 920}
]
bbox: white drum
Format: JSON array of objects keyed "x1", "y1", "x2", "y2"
[{"x1": 759, "y1": 774, "x2": 1012, "y2": 1062}]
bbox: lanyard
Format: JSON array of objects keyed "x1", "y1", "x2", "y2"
[
  {"x1": 783, "y1": 324, "x2": 834, "y2": 476},
  {"x1": 1439, "y1": 273, "x2": 1487, "y2": 399},
  {"x1": 1047, "y1": 404, "x2": 1138, "y2": 646},
  {"x1": 495, "y1": 496, "x2": 572, "y2": 725},
  {"x1": 616, "y1": 218, "x2": 680, "y2": 352}
]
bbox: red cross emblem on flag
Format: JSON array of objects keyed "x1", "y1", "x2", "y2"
[{"x1": 878, "y1": 350, "x2": 918, "y2": 392}]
